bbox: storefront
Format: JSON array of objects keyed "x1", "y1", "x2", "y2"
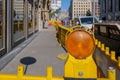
[{"x1": 0, "y1": 0, "x2": 39, "y2": 57}]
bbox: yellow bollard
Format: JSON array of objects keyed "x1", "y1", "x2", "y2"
[
  {"x1": 110, "y1": 51, "x2": 117, "y2": 61},
  {"x1": 105, "y1": 47, "x2": 110, "y2": 55},
  {"x1": 108, "y1": 67, "x2": 116, "y2": 80},
  {"x1": 95, "y1": 39, "x2": 98, "y2": 45},
  {"x1": 118, "y1": 57, "x2": 120, "y2": 67},
  {"x1": 101, "y1": 44, "x2": 105, "y2": 51},
  {"x1": 59, "y1": 44, "x2": 62, "y2": 46},
  {"x1": 98, "y1": 41, "x2": 101, "y2": 48},
  {"x1": 17, "y1": 65, "x2": 24, "y2": 79},
  {"x1": 47, "y1": 66, "x2": 52, "y2": 80}
]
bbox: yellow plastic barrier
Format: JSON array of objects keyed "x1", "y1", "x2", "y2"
[
  {"x1": 52, "y1": 20, "x2": 87, "y2": 48},
  {"x1": 118, "y1": 57, "x2": 120, "y2": 67},
  {"x1": 52, "y1": 21, "x2": 116, "y2": 80},
  {"x1": 0, "y1": 65, "x2": 116, "y2": 80},
  {"x1": 0, "y1": 65, "x2": 64, "y2": 80},
  {"x1": 64, "y1": 30, "x2": 97, "y2": 78},
  {"x1": 53, "y1": 20, "x2": 72, "y2": 47},
  {"x1": 95, "y1": 39, "x2": 120, "y2": 70},
  {"x1": 97, "y1": 67, "x2": 116, "y2": 80}
]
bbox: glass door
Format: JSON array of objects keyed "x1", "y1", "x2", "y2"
[
  {"x1": 0, "y1": 0, "x2": 6, "y2": 56},
  {"x1": 12, "y1": 0, "x2": 25, "y2": 47},
  {"x1": 28, "y1": 1, "x2": 33, "y2": 35},
  {"x1": 35, "y1": 1, "x2": 38, "y2": 31}
]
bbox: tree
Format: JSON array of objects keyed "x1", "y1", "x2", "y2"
[
  {"x1": 86, "y1": 10, "x2": 91, "y2": 16},
  {"x1": 49, "y1": 11, "x2": 54, "y2": 19},
  {"x1": 49, "y1": 8, "x2": 61, "y2": 19},
  {"x1": 55, "y1": 8, "x2": 61, "y2": 14}
]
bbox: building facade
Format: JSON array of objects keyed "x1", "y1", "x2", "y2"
[
  {"x1": 59, "y1": 10, "x2": 69, "y2": 20},
  {"x1": 0, "y1": 0, "x2": 51, "y2": 57},
  {"x1": 92, "y1": 0, "x2": 100, "y2": 18},
  {"x1": 39, "y1": 0, "x2": 51, "y2": 21},
  {"x1": 51, "y1": 0, "x2": 61, "y2": 11},
  {"x1": 70, "y1": 0, "x2": 92, "y2": 19},
  {"x1": 100, "y1": 0, "x2": 120, "y2": 21},
  {"x1": 38, "y1": 0, "x2": 51, "y2": 29},
  {"x1": 14, "y1": 0, "x2": 24, "y2": 20}
]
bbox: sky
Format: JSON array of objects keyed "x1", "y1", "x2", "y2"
[{"x1": 61, "y1": 0, "x2": 70, "y2": 11}]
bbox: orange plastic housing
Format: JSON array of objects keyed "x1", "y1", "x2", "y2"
[{"x1": 66, "y1": 30, "x2": 95, "y2": 59}]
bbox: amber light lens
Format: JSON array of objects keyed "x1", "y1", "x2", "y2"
[{"x1": 66, "y1": 30, "x2": 95, "y2": 59}]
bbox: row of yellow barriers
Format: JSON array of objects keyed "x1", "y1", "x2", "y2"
[
  {"x1": 53, "y1": 20, "x2": 81, "y2": 47},
  {"x1": 0, "y1": 65, "x2": 63, "y2": 80},
  {"x1": 0, "y1": 66, "x2": 116, "y2": 80},
  {"x1": 95, "y1": 39, "x2": 120, "y2": 67},
  {"x1": 0, "y1": 65, "x2": 116, "y2": 80}
]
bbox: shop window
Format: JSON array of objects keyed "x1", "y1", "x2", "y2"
[
  {"x1": 0, "y1": 1, "x2": 3, "y2": 49},
  {"x1": 13, "y1": 0, "x2": 24, "y2": 43},
  {"x1": 28, "y1": 1, "x2": 33, "y2": 34}
]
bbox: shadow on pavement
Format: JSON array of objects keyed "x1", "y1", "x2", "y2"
[{"x1": 20, "y1": 56, "x2": 36, "y2": 74}]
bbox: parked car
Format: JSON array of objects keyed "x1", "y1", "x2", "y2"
[{"x1": 76, "y1": 16, "x2": 99, "y2": 31}]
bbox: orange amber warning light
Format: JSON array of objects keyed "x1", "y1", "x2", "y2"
[{"x1": 66, "y1": 30, "x2": 95, "y2": 59}]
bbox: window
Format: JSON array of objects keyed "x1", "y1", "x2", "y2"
[
  {"x1": 119, "y1": 0, "x2": 120, "y2": 11},
  {"x1": 54, "y1": 0, "x2": 57, "y2": 4},
  {"x1": 80, "y1": 17, "x2": 98, "y2": 24},
  {"x1": 115, "y1": 0, "x2": 118, "y2": 11},
  {"x1": 109, "y1": 27, "x2": 120, "y2": 40},
  {"x1": 99, "y1": 26, "x2": 107, "y2": 36},
  {"x1": 13, "y1": 0, "x2": 24, "y2": 42},
  {"x1": 0, "y1": 0, "x2": 5, "y2": 50},
  {"x1": 108, "y1": 0, "x2": 112, "y2": 12},
  {"x1": 100, "y1": 26, "x2": 106, "y2": 33},
  {"x1": 103, "y1": 0, "x2": 106, "y2": 13},
  {"x1": 94, "y1": 25, "x2": 99, "y2": 35}
]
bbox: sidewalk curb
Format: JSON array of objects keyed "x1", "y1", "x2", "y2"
[{"x1": 0, "y1": 32, "x2": 38, "y2": 70}]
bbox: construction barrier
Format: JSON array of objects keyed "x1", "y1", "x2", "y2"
[
  {"x1": 94, "y1": 22, "x2": 120, "y2": 80},
  {"x1": 52, "y1": 21, "x2": 116, "y2": 80},
  {"x1": 53, "y1": 20, "x2": 82, "y2": 47},
  {"x1": 0, "y1": 65, "x2": 64, "y2": 80},
  {"x1": 0, "y1": 21, "x2": 116, "y2": 80},
  {"x1": 0, "y1": 65, "x2": 116, "y2": 80}
]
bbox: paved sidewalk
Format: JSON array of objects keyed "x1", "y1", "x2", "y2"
[{"x1": 0, "y1": 26, "x2": 66, "y2": 76}]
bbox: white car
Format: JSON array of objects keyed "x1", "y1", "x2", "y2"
[{"x1": 77, "y1": 16, "x2": 99, "y2": 31}]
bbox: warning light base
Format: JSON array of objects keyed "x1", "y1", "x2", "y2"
[{"x1": 64, "y1": 54, "x2": 97, "y2": 78}]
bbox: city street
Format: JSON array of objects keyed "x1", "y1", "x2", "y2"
[{"x1": 0, "y1": 0, "x2": 120, "y2": 80}]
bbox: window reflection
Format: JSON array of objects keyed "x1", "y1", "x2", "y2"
[
  {"x1": 103, "y1": 0, "x2": 106, "y2": 13},
  {"x1": 0, "y1": 0, "x2": 3, "y2": 49},
  {"x1": 28, "y1": 1, "x2": 33, "y2": 34},
  {"x1": 35, "y1": 12, "x2": 37, "y2": 30},
  {"x1": 109, "y1": 28, "x2": 120, "y2": 40},
  {"x1": 13, "y1": 0, "x2": 24, "y2": 42},
  {"x1": 108, "y1": 0, "x2": 112, "y2": 12},
  {"x1": 35, "y1": 7, "x2": 37, "y2": 31},
  {"x1": 115, "y1": 0, "x2": 119, "y2": 11},
  {"x1": 119, "y1": 0, "x2": 120, "y2": 11}
]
